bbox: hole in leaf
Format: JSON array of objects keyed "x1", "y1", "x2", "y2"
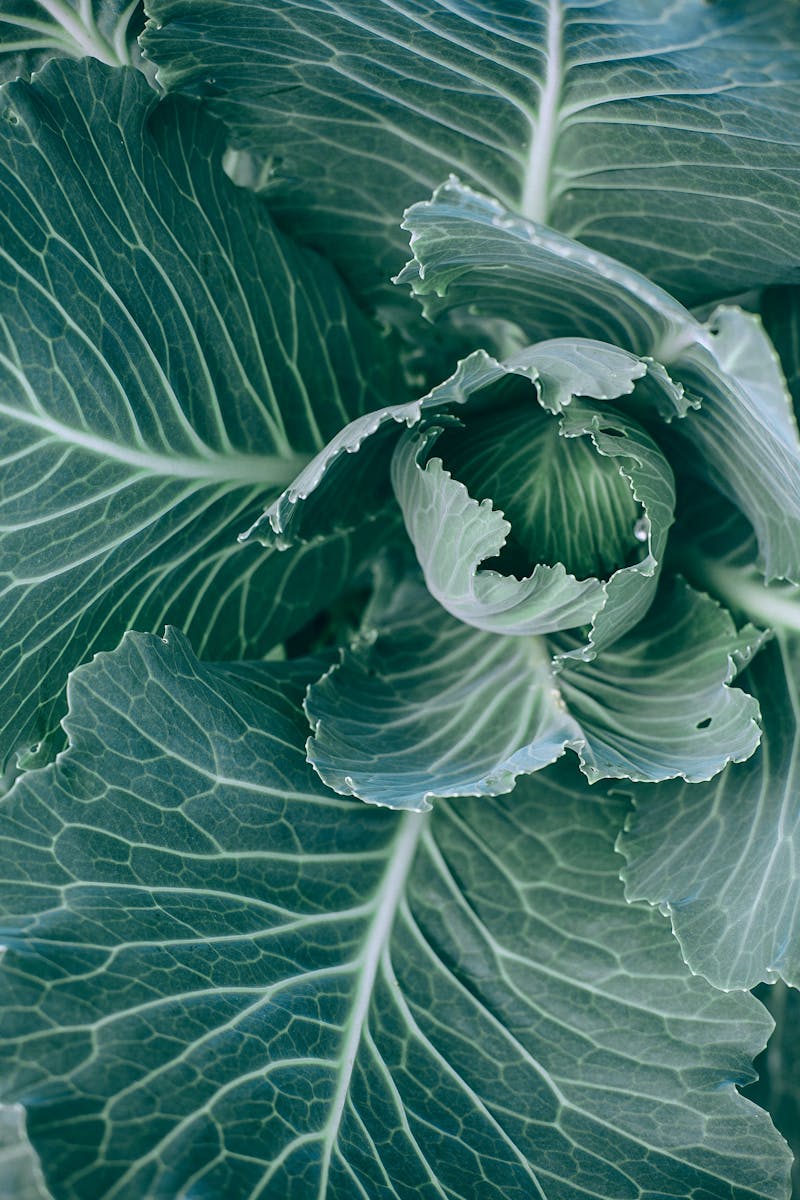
[{"x1": 696, "y1": 717, "x2": 712, "y2": 729}]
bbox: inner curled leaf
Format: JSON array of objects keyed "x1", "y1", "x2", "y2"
[
  {"x1": 391, "y1": 350, "x2": 675, "y2": 653},
  {"x1": 435, "y1": 390, "x2": 644, "y2": 581}
]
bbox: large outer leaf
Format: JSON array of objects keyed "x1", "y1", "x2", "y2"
[
  {"x1": 307, "y1": 571, "x2": 760, "y2": 810},
  {"x1": 0, "y1": 57, "x2": 400, "y2": 766},
  {"x1": 0, "y1": 628, "x2": 789, "y2": 1198},
  {"x1": 619, "y1": 630, "x2": 800, "y2": 992},
  {"x1": 0, "y1": 1, "x2": 145, "y2": 83},
  {"x1": 400, "y1": 181, "x2": 800, "y2": 583},
  {"x1": 142, "y1": 0, "x2": 800, "y2": 307}
]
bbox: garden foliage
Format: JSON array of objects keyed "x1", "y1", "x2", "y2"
[{"x1": 1, "y1": 1, "x2": 800, "y2": 1196}]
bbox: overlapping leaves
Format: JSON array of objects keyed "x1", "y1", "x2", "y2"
[
  {"x1": 620, "y1": 634, "x2": 800, "y2": 991},
  {"x1": 0, "y1": 56, "x2": 401, "y2": 768},
  {"x1": 616, "y1": 490, "x2": 800, "y2": 992},
  {"x1": 143, "y1": 0, "x2": 800, "y2": 306},
  {"x1": 0, "y1": 628, "x2": 789, "y2": 1198},
  {"x1": 392, "y1": 388, "x2": 675, "y2": 650},
  {"x1": 307, "y1": 568, "x2": 761, "y2": 810},
  {"x1": 0, "y1": 3, "x2": 799, "y2": 1196},
  {"x1": 246, "y1": 338, "x2": 676, "y2": 643},
  {"x1": 400, "y1": 180, "x2": 800, "y2": 584}
]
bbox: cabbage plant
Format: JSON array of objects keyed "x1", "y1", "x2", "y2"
[{"x1": 1, "y1": 2, "x2": 800, "y2": 1197}]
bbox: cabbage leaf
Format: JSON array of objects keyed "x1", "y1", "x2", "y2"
[
  {"x1": 143, "y1": 0, "x2": 800, "y2": 307},
  {"x1": 0, "y1": 57, "x2": 401, "y2": 767},
  {"x1": 0, "y1": 627, "x2": 788, "y2": 1199}
]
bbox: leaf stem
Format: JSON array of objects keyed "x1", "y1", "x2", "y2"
[
  {"x1": 318, "y1": 811, "x2": 426, "y2": 1196},
  {"x1": 521, "y1": 0, "x2": 563, "y2": 224},
  {"x1": 682, "y1": 548, "x2": 800, "y2": 634}
]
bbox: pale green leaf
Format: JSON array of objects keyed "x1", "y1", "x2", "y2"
[
  {"x1": 306, "y1": 573, "x2": 576, "y2": 811},
  {"x1": 619, "y1": 634, "x2": 800, "y2": 990},
  {"x1": 398, "y1": 180, "x2": 693, "y2": 366},
  {"x1": 307, "y1": 570, "x2": 760, "y2": 810},
  {"x1": 250, "y1": 338, "x2": 674, "y2": 648},
  {"x1": 670, "y1": 312, "x2": 800, "y2": 584},
  {"x1": 240, "y1": 397, "x2": 423, "y2": 550},
  {"x1": 240, "y1": 348, "x2": 516, "y2": 550},
  {"x1": 390, "y1": 350, "x2": 674, "y2": 649},
  {"x1": 391, "y1": 423, "x2": 605, "y2": 638},
  {"x1": 623, "y1": 486, "x2": 800, "y2": 990},
  {"x1": 0, "y1": 1106, "x2": 50, "y2": 1200},
  {"x1": 0, "y1": 629, "x2": 789, "y2": 1198},
  {"x1": 142, "y1": 0, "x2": 800, "y2": 307},
  {"x1": 555, "y1": 577, "x2": 762, "y2": 784},
  {"x1": 400, "y1": 181, "x2": 800, "y2": 582},
  {"x1": 0, "y1": 57, "x2": 401, "y2": 766}
]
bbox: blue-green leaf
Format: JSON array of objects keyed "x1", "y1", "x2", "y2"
[
  {"x1": 143, "y1": 0, "x2": 800, "y2": 307},
  {"x1": 619, "y1": 631, "x2": 800, "y2": 991},
  {"x1": 240, "y1": 349, "x2": 521, "y2": 550},
  {"x1": 398, "y1": 180, "x2": 692, "y2": 364},
  {"x1": 0, "y1": 57, "x2": 400, "y2": 767},
  {"x1": 249, "y1": 338, "x2": 675, "y2": 652},
  {"x1": 0, "y1": 1, "x2": 147, "y2": 83},
  {"x1": 401, "y1": 181, "x2": 800, "y2": 583},
  {"x1": 307, "y1": 571, "x2": 760, "y2": 810},
  {"x1": 306, "y1": 574, "x2": 576, "y2": 811},
  {"x1": 391, "y1": 373, "x2": 674, "y2": 650},
  {"x1": 555, "y1": 576, "x2": 762, "y2": 785},
  {"x1": 0, "y1": 629, "x2": 789, "y2": 1198}
]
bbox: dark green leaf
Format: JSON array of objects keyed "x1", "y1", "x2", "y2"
[
  {"x1": 0, "y1": 628, "x2": 789, "y2": 1198},
  {"x1": 762, "y1": 287, "x2": 800, "y2": 422},
  {"x1": 0, "y1": 57, "x2": 400, "y2": 766},
  {"x1": 143, "y1": 0, "x2": 800, "y2": 307}
]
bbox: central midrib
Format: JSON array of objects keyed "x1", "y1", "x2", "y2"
[
  {"x1": 682, "y1": 547, "x2": 800, "y2": 635},
  {"x1": 318, "y1": 811, "x2": 426, "y2": 1195},
  {"x1": 0, "y1": 399, "x2": 310, "y2": 488},
  {"x1": 29, "y1": 0, "x2": 123, "y2": 65},
  {"x1": 521, "y1": 0, "x2": 564, "y2": 225}
]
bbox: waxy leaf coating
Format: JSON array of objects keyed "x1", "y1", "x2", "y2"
[
  {"x1": 0, "y1": 57, "x2": 400, "y2": 767},
  {"x1": 144, "y1": 0, "x2": 800, "y2": 307},
  {"x1": 0, "y1": 629, "x2": 788, "y2": 1198}
]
